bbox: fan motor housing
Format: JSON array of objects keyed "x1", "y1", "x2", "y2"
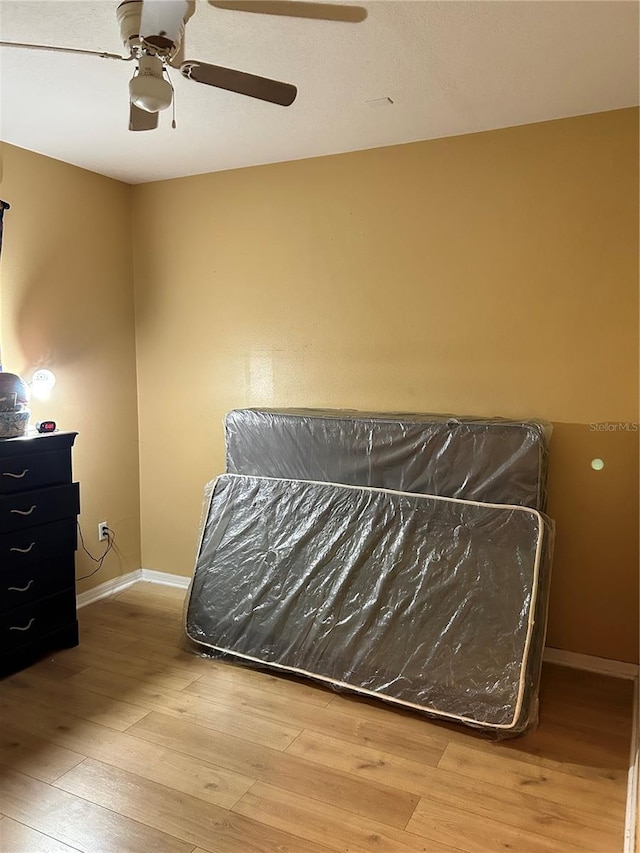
[
  {"x1": 117, "y1": 0, "x2": 144, "y2": 52},
  {"x1": 116, "y1": 0, "x2": 186, "y2": 57}
]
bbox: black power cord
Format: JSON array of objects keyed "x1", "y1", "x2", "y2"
[{"x1": 76, "y1": 522, "x2": 116, "y2": 581}]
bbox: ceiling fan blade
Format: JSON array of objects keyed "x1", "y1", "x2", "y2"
[
  {"x1": 129, "y1": 102, "x2": 159, "y2": 131},
  {"x1": 208, "y1": 1, "x2": 367, "y2": 23},
  {"x1": 0, "y1": 40, "x2": 130, "y2": 61},
  {"x1": 181, "y1": 61, "x2": 297, "y2": 106},
  {"x1": 140, "y1": 0, "x2": 189, "y2": 50}
]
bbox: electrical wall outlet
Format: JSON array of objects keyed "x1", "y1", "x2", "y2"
[{"x1": 98, "y1": 521, "x2": 109, "y2": 542}]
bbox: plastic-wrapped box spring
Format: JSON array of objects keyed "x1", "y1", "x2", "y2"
[
  {"x1": 185, "y1": 474, "x2": 554, "y2": 736},
  {"x1": 224, "y1": 409, "x2": 551, "y2": 511}
]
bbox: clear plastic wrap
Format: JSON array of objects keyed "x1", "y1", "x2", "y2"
[
  {"x1": 225, "y1": 409, "x2": 552, "y2": 511},
  {"x1": 185, "y1": 473, "x2": 554, "y2": 737}
]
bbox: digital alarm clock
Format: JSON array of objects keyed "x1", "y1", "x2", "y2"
[{"x1": 36, "y1": 420, "x2": 57, "y2": 433}]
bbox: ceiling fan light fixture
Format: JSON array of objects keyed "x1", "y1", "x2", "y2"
[{"x1": 130, "y1": 54, "x2": 172, "y2": 112}]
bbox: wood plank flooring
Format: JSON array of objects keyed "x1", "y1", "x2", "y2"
[{"x1": 0, "y1": 582, "x2": 633, "y2": 853}]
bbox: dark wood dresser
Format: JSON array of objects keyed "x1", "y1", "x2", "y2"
[{"x1": 0, "y1": 431, "x2": 80, "y2": 677}]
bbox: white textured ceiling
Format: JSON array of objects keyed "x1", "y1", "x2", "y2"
[{"x1": 0, "y1": 0, "x2": 638, "y2": 185}]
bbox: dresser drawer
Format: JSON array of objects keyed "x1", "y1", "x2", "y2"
[
  {"x1": 0, "y1": 518, "x2": 77, "y2": 568},
  {"x1": 0, "y1": 450, "x2": 72, "y2": 494},
  {"x1": 0, "y1": 483, "x2": 80, "y2": 533},
  {"x1": 1, "y1": 590, "x2": 77, "y2": 653},
  {"x1": 0, "y1": 552, "x2": 76, "y2": 613}
]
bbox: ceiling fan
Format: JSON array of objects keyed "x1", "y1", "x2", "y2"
[{"x1": 0, "y1": 0, "x2": 367, "y2": 132}]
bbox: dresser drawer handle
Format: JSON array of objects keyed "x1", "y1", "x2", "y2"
[
  {"x1": 9, "y1": 618, "x2": 35, "y2": 632},
  {"x1": 2, "y1": 468, "x2": 29, "y2": 479},
  {"x1": 10, "y1": 505, "x2": 37, "y2": 516},
  {"x1": 7, "y1": 580, "x2": 34, "y2": 593},
  {"x1": 10, "y1": 542, "x2": 35, "y2": 554}
]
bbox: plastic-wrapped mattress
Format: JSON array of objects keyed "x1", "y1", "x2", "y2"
[
  {"x1": 185, "y1": 473, "x2": 553, "y2": 736},
  {"x1": 225, "y1": 408, "x2": 551, "y2": 510}
]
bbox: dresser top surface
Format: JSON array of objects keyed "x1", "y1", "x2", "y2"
[{"x1": 0, "y1": 432, "x2": 77, "y2": 458}]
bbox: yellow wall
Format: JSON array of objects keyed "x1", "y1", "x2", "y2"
[
  {"x1": 133, "y1": 108, "x2": 639, "y2": 663},
  {"x1": 1, "y1": 111, "x2": 636, "y2": 663},
  {"x1": 0, "y1": 143, "x2": 141, "y2": 591}
]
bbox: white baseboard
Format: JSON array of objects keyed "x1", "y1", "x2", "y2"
[
  {"x1": 76, "y1": 569, "x2": 142, "y2": 609},
  {"x1": 543, "y1": 647, "x2": 639, "y2": 680},
  {"x1": 139, "y1": 568, "x2": 191, "y2": 589},
  {"x1": 76, "y1": 568, "x2": 190, "y2": 609},
  {"x1": 625, "y1": 677, "x2": 639, "y2": 853}
]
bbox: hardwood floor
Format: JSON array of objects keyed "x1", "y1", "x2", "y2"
[{"x1": 0, "y1": 582, "x2": 633, "y2": 853}]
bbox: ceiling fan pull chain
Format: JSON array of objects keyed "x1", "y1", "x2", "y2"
[{"x1": 163, "y1": 64, "x2": 178, "y2": 129}]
